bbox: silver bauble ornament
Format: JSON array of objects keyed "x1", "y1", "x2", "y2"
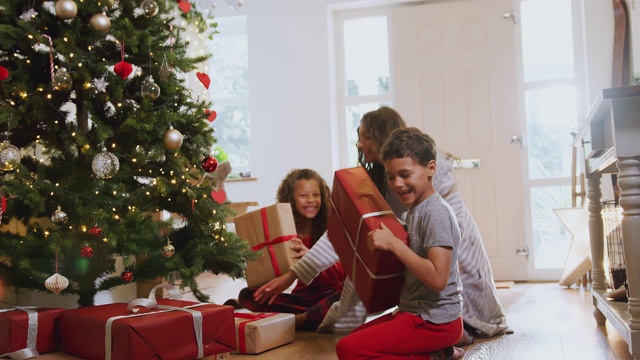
[
  {"x1": 45, "y1": 273, "x2": 69, "y2": 295},
  {"x1": 51, "y1": 206, "x2": 68, "y2": 224},
  {"x1": 140, "y1": 0, "x2": 159, "y2": 17},
  {"x1": 141, "y1": 76, "x2": 161, "y2": 100},
  {"x1": 162, "y1": 126, "x2": 183, "y2": 151},
  {"x1": 53, "y1": 68, "x2": 73, "y2": 91},
  {"x1": 162, "y1": 243, "x2": 175, "y2": 257},
  {"x1": 0, "y1": 140, "x2": 21, "y2": 171},
  {"x1": 55, "y1": 0, "x2": 78, "y2": 19},
  {"x1": 225, "y1": 0, "x2": 244, "y2": 10},
  {"x1": 90, "y1": 13, "x2": 111, "y2": 33},
  {"x1": 92, "y1": 146, "x2": 120, "y2": 179}
]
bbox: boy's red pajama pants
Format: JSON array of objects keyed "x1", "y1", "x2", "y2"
[{"x1": 336, "y1": 311, "x2": 463, "y2": 360}]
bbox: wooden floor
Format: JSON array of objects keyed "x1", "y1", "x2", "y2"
[{"x1": 232, "y1": 282, "x2": 634, "y2": 360}]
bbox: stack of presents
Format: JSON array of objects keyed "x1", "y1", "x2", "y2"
[{"x1": 1, "y1": 167, "x2": 407, "y2": 359}]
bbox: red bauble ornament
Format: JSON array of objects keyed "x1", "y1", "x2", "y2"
[
  {"x1": 202, "y1": 156, "x2": 218, "y2": 173},
  {"x1": 80, "y1": 245, "x2": 93, "y2": 258},
  {"x1": 88, "y1": 226, "x2": 102, "y2": 237},
  {"x1": 114, "y1": 61, "x2": 133, "y2": 80},
  {"x1": 120, "y1": 271, "x2": 134, "y2": 282},
  {"x1": 0, "y1": 65, "x2": 8, "y2": 82},
  {"x1": 178, "y1": 0, "x2": 191, "y2": 13}
]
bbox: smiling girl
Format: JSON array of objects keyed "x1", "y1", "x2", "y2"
[{"x1": 235, "y1": 169, "x2": 346, "y2": 330}]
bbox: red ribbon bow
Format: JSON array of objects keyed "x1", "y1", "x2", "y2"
[{"x1": 251, "y1": 208, "x2": 295, "y2": 277}]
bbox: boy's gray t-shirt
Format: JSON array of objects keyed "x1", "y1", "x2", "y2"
[{"x1": 399, "y1": 192, "x2": 463, "y2": 324}]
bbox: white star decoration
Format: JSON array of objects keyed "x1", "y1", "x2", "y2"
[{"x1": 554, "y1": 205, "x2": 592, "y2": 287}]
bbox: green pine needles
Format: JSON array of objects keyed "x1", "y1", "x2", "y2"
[{"x1": 0, "y1": 0, "x2": 255, "y2": 307}]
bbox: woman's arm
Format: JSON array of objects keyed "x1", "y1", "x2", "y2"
[{"x1": 290, "y1": 230, "x2": 340, "y2": 285}]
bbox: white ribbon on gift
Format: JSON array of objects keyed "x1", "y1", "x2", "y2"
[
  {"x1": 330, "y1": 197, "x2": 405, "y2": 282},
  {"x1": 104, "y1": 283, "x2": 207, "y2": 360},
  {"x1": 0, "y1": 307, "x2": 40, "y2": 360}
]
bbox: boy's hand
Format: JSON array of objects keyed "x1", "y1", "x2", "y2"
[
  {"x1": 366, "y1": 222, "x2": 396, "y2": 252},
  {"x1": 289, "y1": 237, "x2": 309, "y2": 259},
  {"x1": 253, "y1": 271, "x2": 297, "y2": 305}
]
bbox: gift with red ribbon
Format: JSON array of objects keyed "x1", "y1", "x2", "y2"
[
  {"x1": 58, "y1": 284, "x2": 236, "y2": 360},
  {"x1": 0, "y1": 307, "x2": 64, "y2": 359},
  {"x1": 234, "y1": 203, "x2": 298, "y2": 288},
  {"x1": 232, "y1": 311, "x2": 294, "y2": 355},
  {"x1": 327, "y1": 167, "x2": 409, "y2": 313}
]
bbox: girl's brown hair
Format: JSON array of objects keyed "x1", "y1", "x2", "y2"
[{"x1": 276, "y1": 169, "x2": 331, "y2": 244}]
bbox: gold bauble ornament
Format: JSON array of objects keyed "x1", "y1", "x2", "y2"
[
  {"x1": 55, "y1": 0, "x2": 78, "y2": 19},
  {"x1": 0, "y1": 140, "x2": 21, "y2": 172},
  {"x1": 162, "y1": 243, "x2": 175, "y2": 257},
  {"x1": 53, "y1": 68, "x2": 73, "y2": 91},
  {"x1": 90, "y1": 13, "x2": 111, "y2": 33},
  {"x1": 92, "y1": 146, "x2": 120, "y2": 179},
  {"x1": 140, "y1": 0, "x2": 159, "y2": 17},
  {"x1": 162, "y1": 126, "x2": 183, "y2": 151},
  {"x1": 45, "y1": 273, "x2": 69, "y2": 295}
]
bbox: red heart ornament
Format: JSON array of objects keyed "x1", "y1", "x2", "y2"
[
  {"x1": 114, "y1": 61, "x2": 133, "y2": 80},
  {"x1": 0, "y1": 65, "x2": 8, "y2": 82},
  {"x1": 196, "y1": 72, "x2": 210, "y2": 89},
  {"x1": 179, "y1": 1, "x2": 191, "y2": 13},
  {"x1": 204, "y1": 109, "x2": 217, "y2": 122},
  {"x1": 211, "y1": 189, "x2": 227, "y2": 204}
]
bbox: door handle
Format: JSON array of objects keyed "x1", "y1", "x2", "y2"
[{"x1": 511, "y1": 135, "x2": 525, "y2": 148}]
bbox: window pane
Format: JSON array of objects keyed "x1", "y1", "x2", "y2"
[
  {"x1": 209, "y1": 16, "x2": 249, "y2": 97},
  {"x1": 343, "y1": 17, "x2": 389, "y2": 96},
  {"x1": 345, "y1": 103, "x2": 388, "y2": 167},
  {"x1": 531, "y1": 186, "x2": 572, "y2": 269},
  {"x1": 213, "y1": 104, "x2": 251, "y2": 172},
  {"x1": 520, "y1": 0, "x2": 574, "y2": 82},
  {"x1": 526, "y1": 86, "x2": 577, "y2": 179},
  {"x1": 207, "y1": 16, "x2": 250, "y2": 176}
]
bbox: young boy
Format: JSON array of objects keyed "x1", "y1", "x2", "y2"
[{"x1": 336, "y1": 127, "x2": 464, "y2": 359}]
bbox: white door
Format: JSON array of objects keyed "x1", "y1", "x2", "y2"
[{"x1": 390, "y1": 0, "x2": 528, "y2": 280}]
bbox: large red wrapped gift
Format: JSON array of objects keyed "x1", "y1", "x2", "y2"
[
  {"x1": 0, "y1": 307, "x2": 64, "y2": 358},
  {"x1": 328, "y1": 167, "x2": 409, "y2": 313},
  {"x1": 59, "y1": 285, "x2": 236, "y2": 360},
  {"x1": 234, "y1": 203, "x2": 298, "y2": 288}
]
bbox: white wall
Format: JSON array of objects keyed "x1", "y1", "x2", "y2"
[{"x1": 220, "y1": 0, "x2": 620, "y2": 209}]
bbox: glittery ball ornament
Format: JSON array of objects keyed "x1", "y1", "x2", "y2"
[
  {"x1": 55, "y1": 0, "x2": 78, "y2": 19},
  {"x1": 45, "y1": 273, "x2": 69, "y2": 294},
  {"x1": 51, "y1": 206, "x2": 68, "y2": 224},
  {"x1": 162, "y1": 243, "x2": 175, "y2": 257},
  {"x1": 141, "y1": 76, "x2": 161, "y2": 100},
  {"x1": 162, "y1": 126, "x2": 183, "y2": 151},
  {"x1": 121, "y1": 271, "x2": 134, "y2": 282},
  {"x1": 80, "y1": 245, "x2": 94, "y2": 258},
  {"x1": 89, "y1": 226, "x2": 102, "y2": 237},
  {"x1": 140, "y1": 0, "x2": 159, "y2": 17},
  {"x1": 53, "y1": 68, "x2": 73, "y2": 91},
  {"x1": 90, "y1": 13, "x2": 111, "y2": 33},
  {"x1": 92, "y1": 147, "x2": 120, "y2": 179},
  {"x1": 0, "y1": 140, "x2": 21, "y2": 171},
  {"x1": 202, "y1": 155, "x2": 218, "y2": 173}
]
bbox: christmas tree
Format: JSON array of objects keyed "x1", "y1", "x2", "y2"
[{"x1": 0, "y1": 0, "x2": 256, "y2": 307}]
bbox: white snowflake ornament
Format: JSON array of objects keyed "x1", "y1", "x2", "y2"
[
  {"x1": 20, "y1": 9, "x2": 38, "y2": 21},
  {"x1": 92, "y1": 76, "x2": 109, "y2": 93}
]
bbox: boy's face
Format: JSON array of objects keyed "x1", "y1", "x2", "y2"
[{"x1": 384, "y1": 156, "x2": 436, "y2": 207}]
